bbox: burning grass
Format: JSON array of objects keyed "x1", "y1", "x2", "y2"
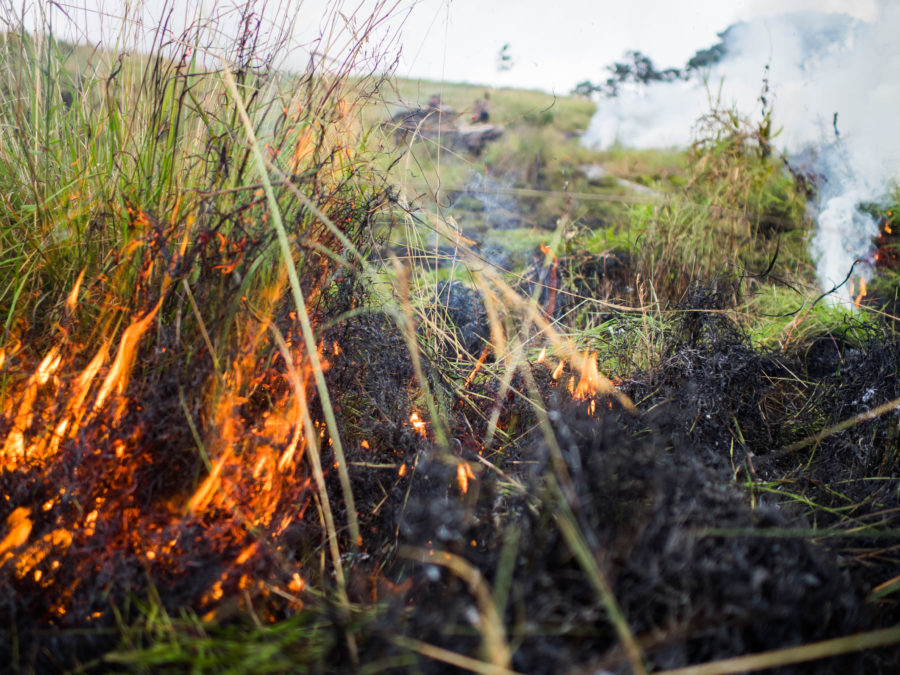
[{"x1": 2, "y1": 2, "x2": 900, "y2": 674}]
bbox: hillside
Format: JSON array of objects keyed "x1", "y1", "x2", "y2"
[{"x1": 1, "y1": 7, "x2": 900, "y2": 674}]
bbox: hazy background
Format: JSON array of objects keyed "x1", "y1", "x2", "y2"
[{"x1": 23, "y1": 0, "x2": 900, "y2": 294}]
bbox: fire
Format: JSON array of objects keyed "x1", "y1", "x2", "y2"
[
  {"x1": 854, "y1": 276, "x2": 867, "y2": 309},
  {"x1": 0, "y1": 507, "x2": 32, "y2": 560},
  {"x1": 536, "y1": 347, "x2": 547, "y2": 364},
  {"x1": 574, "y1": 352, "x2": 602, "y2": 400},
  {"x1": 551, "y1": 360, "x2": 565, "y2": 380},
  {"x1": 289, "y1": 572, "x2": 306, "y2": 593},
  {"x1": 464, "y1": 346, "x2": 491, "y2": 388},
  {"x1": 409, "y1": 411, "x2": 427, "y2": 437},
  {"x1": 0, "y1": 272, "x2": 325, "y2": 623},
  {"x1": 65, "y1": 268, "x2": 86, "y2": 314},
  {"x1": 93, "y1": 300, "x2": 162, "y2": 414},
  {"x1": 456, "y1": 462, "x2": 476, "y2": 495}
]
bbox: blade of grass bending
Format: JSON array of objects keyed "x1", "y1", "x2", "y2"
[
  {"x1": 550, "y1": 477, "x2": 647, "y2": 675},
  {"x1": 218, "y1": 59, "x2": 360, "y2": 549},
  {"x1": 261, "y1": 160, "x2": 452, "y2": 449},
  {"x1": 655, "y1": 625, "x2": 900, "y2": 675},
  {"x1": 764, "y1": 392, "x2": 900, "y2": 463},
  {"x1": 268, "y1": 322, "x2": 345, "y2": 592},
  {"x1": 391, "y1": 635, "x2": 523, "y2": 675},
  {"x1": 400, "y1": 546, "x2": 512, "y2": 669},
  {"x1": 390, "y1": 260, "x2": 450, "y2": 449}
]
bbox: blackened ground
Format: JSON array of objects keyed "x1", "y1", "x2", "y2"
[{"x1": 355, "y1": 286, "x2": 899, "y2": 673}]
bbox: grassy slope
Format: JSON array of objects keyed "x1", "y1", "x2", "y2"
[{"x1": 2, "y1": 14, "x2": 900, "y2": 673}]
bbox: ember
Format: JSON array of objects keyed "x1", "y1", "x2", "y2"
[{"x1": 409, "y1": 411, "x2": 427, "y2": 437}]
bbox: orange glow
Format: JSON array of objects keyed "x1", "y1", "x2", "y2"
[
  {"x1": 551, "y1": 360, "x2": 565, "y2": 380},
  {"x1": 464, "y1": 346, "x2": 490, "y2": 388},
  {"x1": 93, "y1": 300, "x2": 162, "y2": 413},
  {"x1": 409, "y1": 412, "x2": 427, "y2": 437},
  {"x1": 289, "y1": 573, "x2": 306, "y2": 593},
  {"x1": 65, "y1": 268, "x2": 86, "y2": 314},
  {"x1": 456, "y1": 462, "x2": 476, "y2": 495},
  {"x1": 398, "y1": 463, "x2": 407, "y2": 477},
  {"x1": 886, "y1": 224, "x2": 893, "y2": 234},
  {"x1": 574, "y1": 352, "x2": 602, "y2": 400},
  {"x1": 0, "y1": 196, "x2": 351, "y2": 623},
  {"x1": 360, "y1": 439, "x2": 370, "y2": 449},
  {"x1": 0, "y1": 507, "x2": 32, "y2": 559},
  {"x1": 235, "y1": 543, "x2": 258, "y2": 565},
  {"x1": 854, "y1": 277, "x2": 867, "y2": 309},
  {"x1": 536, "y1": 347, "x2": 547, "y2": 364}
]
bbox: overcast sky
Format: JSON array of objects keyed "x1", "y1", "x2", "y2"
[
  {"x1": 33, "y1": 0, "x2": 880, "y2": 93},
  {"x1": 387, "y1": 0, "x2": 879, "y2": 92}
]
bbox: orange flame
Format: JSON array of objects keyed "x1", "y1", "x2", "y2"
[
  {"x1": 854, "y1": 277, "x2": 867, "y2": 309},
  {"x1": 574, "y1": 352, "x2": 602, "y2": 400},
  {"x1": 65, "y1": 269, "x2": 86, "y2": 314},
  {"x1": 464, "y1": 346, "x2": 491, "y2": 388},
  {"x1": 551, "y1": 360, "x2": 565, "y2": 380},
  {"x1": 409, "y1": 411, "x2": 427, "y2": 437},
  {"x1": 456, "y1": 462, "x2": 476, "y2": 495},
  {"x1": 0, "y1": 507, "x2": 32, "y2": 561},
  {"x1": 93, "y1": 300, "x2": 162, "y2": 413}
]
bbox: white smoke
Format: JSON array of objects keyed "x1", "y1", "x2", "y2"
[{"x1": 583, "y1": 5, "x2": 900, "y2": 302}]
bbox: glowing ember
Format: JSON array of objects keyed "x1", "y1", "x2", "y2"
[
  {"x1": 398, "y1": 463, "x2": 408, "y2": 477},
  {"x1": 360, "y1": 439, "x2": 370, "y2": 449},
  {"x1": 536, "y1": 347, "x2": 547, "y2": 364},
  {"x1": 464, "y1": 346, "x2": 491, "y2": 388},
  {"x1": 289, "y1": 572, "x2": 306, "y2": 593},
  {"x1": 0, "y1": 507, "x2": 32, "y2": 561},
  {"x1": 409, "y1": 411, "x2": 427, "y2": 437}
]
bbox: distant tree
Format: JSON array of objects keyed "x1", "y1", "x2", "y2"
[
  {"x1": 573, "y1": 50, "x2": 684, "y2": 98},
  {"x1": 573, "y1": 28, "x2": 735, "y2": 98},
  {"x1": 497, "y1": 43, "x2": 514, "y2": 72},
  {"x1": 685, "y1": 32, "x2": 729, "y2": 72}
]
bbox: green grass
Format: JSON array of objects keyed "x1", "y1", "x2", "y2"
[{"x1": 3, "y1": 3, "x2": 900, "y2": 674}]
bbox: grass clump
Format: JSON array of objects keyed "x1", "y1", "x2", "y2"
[{"x1": 615, "y1": 104, "x2": 813, "y2": 308}]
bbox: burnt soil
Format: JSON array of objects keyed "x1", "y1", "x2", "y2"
[
  {"x1": 343, "y1": 287, "x2": 900, "y2": 673},
  {"x1": 3, "y1": 281, "x2": 900, "y2": 673}
]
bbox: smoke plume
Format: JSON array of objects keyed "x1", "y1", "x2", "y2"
[{"x1": 583, "y1": 5, "x2": 900, "y2": 302}]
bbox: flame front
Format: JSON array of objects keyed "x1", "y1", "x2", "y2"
[{"x1": 0, "y1": 271, "x2": 327, "y2": 623}]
